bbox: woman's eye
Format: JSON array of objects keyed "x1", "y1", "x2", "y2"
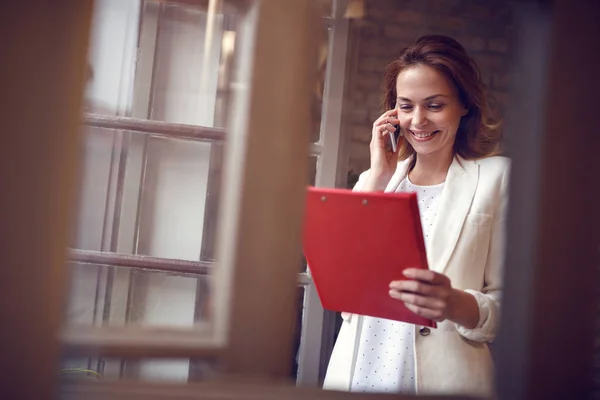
[
  {"x1": 398, "y1": 104, "x2": 413, "y2": 111},
  {"x1": 428, "y1": 103, "x2": 444, "y2": 111}
]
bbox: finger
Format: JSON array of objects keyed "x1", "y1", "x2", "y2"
[
  {"x1": 389, "y1": 290, "x2": 446, "y2": 310},
  {"x1": 389, "y1": 279, "x2": 436, "y2": 296},
  {"x1": 375, "y1": 116, "x2": 400, "y2": 128},
  {"x1": 374, "y1": 112, "x2": 399, "y2": 126},
  {"x1": 403, "y1": 268, "x2": 449, "y2": 286},
  {"x1": 378, "y1": 124, "x2": 397, "y2": 138},
  {"x1": 372, "y1": 125, "x2": 396, "y2": 148},
  {"x1": 374, "y1": 123, "x2": 399, "y2": 140},
  {"x1": 373, "y1": 122, "x2": 396, "y2": 141},
  {"x1": 404, "y1": 303, "x2": 445, "y2": 321}
]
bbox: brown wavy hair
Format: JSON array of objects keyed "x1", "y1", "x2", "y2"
[{"x1": 383, "y1": 35, "x2": 502, "y2": 161}]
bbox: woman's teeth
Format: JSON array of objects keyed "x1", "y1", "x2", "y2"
[{"x1": 411, "y1": 130, "x2": 438, "y2": 138}]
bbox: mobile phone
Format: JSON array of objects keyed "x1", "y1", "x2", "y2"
[{"x1": 388, "y1": 125, "x2": 401, "y2": 153}]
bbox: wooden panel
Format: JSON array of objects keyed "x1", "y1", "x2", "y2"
[
  {"x1": 209, "y1": 0, "x2": 319, "y2": 377},
  {"x1": 494, "y1": 1, "x2": 600, "y2": 399},
  {"x1": 61, "y1": 325, "x2": 222, "y2": 359},
  {"x1": 60, "y1": 379, "x2": 474, "y2": 400},
  {"x1": 0, "y1": 1, "x2": 95, "y2": 399}
]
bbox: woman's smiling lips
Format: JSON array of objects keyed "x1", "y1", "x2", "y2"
[{"x1": 408, "y1": 129, "x2": 440, "y2": 141}]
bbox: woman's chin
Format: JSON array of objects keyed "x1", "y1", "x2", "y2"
[{"x1": 408, "y1": 140, "x2": 438, "y2": 155}]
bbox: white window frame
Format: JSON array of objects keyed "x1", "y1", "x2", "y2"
[
  {"x1": 61, "y1": 0, "x2": 351, "y2": 387},
  {"x1": 297, "y1": 0, "x2": 350, "y2": 386}
]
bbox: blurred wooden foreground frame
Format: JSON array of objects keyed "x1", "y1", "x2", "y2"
[
  {"x1": 2, "y1": 1, "x2": 600, "y2": 400},
  {"x1": 60, "y1": 0, "x2": 322, "y2": 372},
  {"x1": 0, "y1": 1, "x2": 96, "y2": 400},
  {"x1": 494, "y1": 1, "x2": 600, "y2": 399}
]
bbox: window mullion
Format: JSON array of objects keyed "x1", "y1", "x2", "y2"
[
  {"x1": 83, "y1": 113, "x2": 226, "y2": 142},
  {"x1": 296, "y1": 0, "x2": 351, "y2": 387}
]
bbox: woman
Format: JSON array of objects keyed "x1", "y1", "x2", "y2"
[{"x1": 323, "y1": 35, "x2": 509, "y2": 397}]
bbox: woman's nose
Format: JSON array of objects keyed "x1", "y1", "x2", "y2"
[{"x1": 412, "y1": 108, "x2": 428, "y2": 127}]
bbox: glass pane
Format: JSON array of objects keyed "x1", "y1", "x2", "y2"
[
  {"x1": 311, "y1": 23, "x2": 331, "y2": 143},
  {"x1": 72, "y1": 126, "x2": 221, "y2": 262},
  {"x1": 84, "y1": 0, "x2": 140, "y2": 117},
  {"x1": 149, "y1": 1, "x2": 233, "y2": 127},
  {"x1": 66, "y1": 263, "x2": 210, "y2": 328}
]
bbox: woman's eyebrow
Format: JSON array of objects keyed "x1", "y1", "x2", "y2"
[{"x1": 396, "y1": 94, "x2": 449, "y2": 102}]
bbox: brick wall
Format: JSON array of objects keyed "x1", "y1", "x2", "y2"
[{"x1": 341, "y1": 0, "x2": 516, "y2": 188}]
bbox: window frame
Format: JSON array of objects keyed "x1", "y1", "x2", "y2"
[{"x1": 62, "y1": 0, "x2": 349, "y2": 386}]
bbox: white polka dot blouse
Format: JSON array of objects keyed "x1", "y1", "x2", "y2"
[{"x1": 350, "y1": 176, "x2": 445, "y2": 394}]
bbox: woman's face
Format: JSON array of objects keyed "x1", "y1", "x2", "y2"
[{"x1": 395, "y1": 64, "x2": 467, "y2": 159}]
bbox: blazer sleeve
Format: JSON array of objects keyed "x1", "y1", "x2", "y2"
[
  {"x1": 455, "y1": 164, "x2": 510, "y2": 343},
  {"x1": 352, "y1": 169, "x2": 393, "y2": 192},
  {"x1": 352, "y1": 170, "x2": 369, "y2": 192}
]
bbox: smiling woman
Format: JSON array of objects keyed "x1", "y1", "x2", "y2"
[
  {"x1": 385, "y1": 35, "x2": 502, "y2": 166},
  {"x1": 393, "y1": 65, "x2": 468, "y2": 177},
  {"x1": 322, "y1": 35, "x2": 509, "y2": 397}
]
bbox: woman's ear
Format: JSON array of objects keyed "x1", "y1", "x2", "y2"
[{"x1": 461, "y1": 106, "x2": 469, "y2": 116}]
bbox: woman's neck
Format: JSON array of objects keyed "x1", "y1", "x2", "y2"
[{"x1": 408, "y1": 151, "x2": 454, "y2": 186}]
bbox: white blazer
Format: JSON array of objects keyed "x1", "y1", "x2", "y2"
[{"x1": 322, "y1": 155, "x2": 510, "y2": 397}]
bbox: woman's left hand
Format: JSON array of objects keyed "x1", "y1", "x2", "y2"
[{"x1": 389, "y1": 268, "x2": 458, "y2": 323}]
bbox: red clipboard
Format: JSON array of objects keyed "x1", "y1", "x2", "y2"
[{"x1": 302, "y1": 186, "x2": 436, "y2": 328}]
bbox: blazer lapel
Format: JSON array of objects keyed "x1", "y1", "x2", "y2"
[{"x1": 426, "y1": 157, "x2": 479, "y2": 274}]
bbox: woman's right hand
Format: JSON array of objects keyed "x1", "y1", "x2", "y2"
[{"x1": 362, "y1": 109, "x2": 400, "y2": 191}]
